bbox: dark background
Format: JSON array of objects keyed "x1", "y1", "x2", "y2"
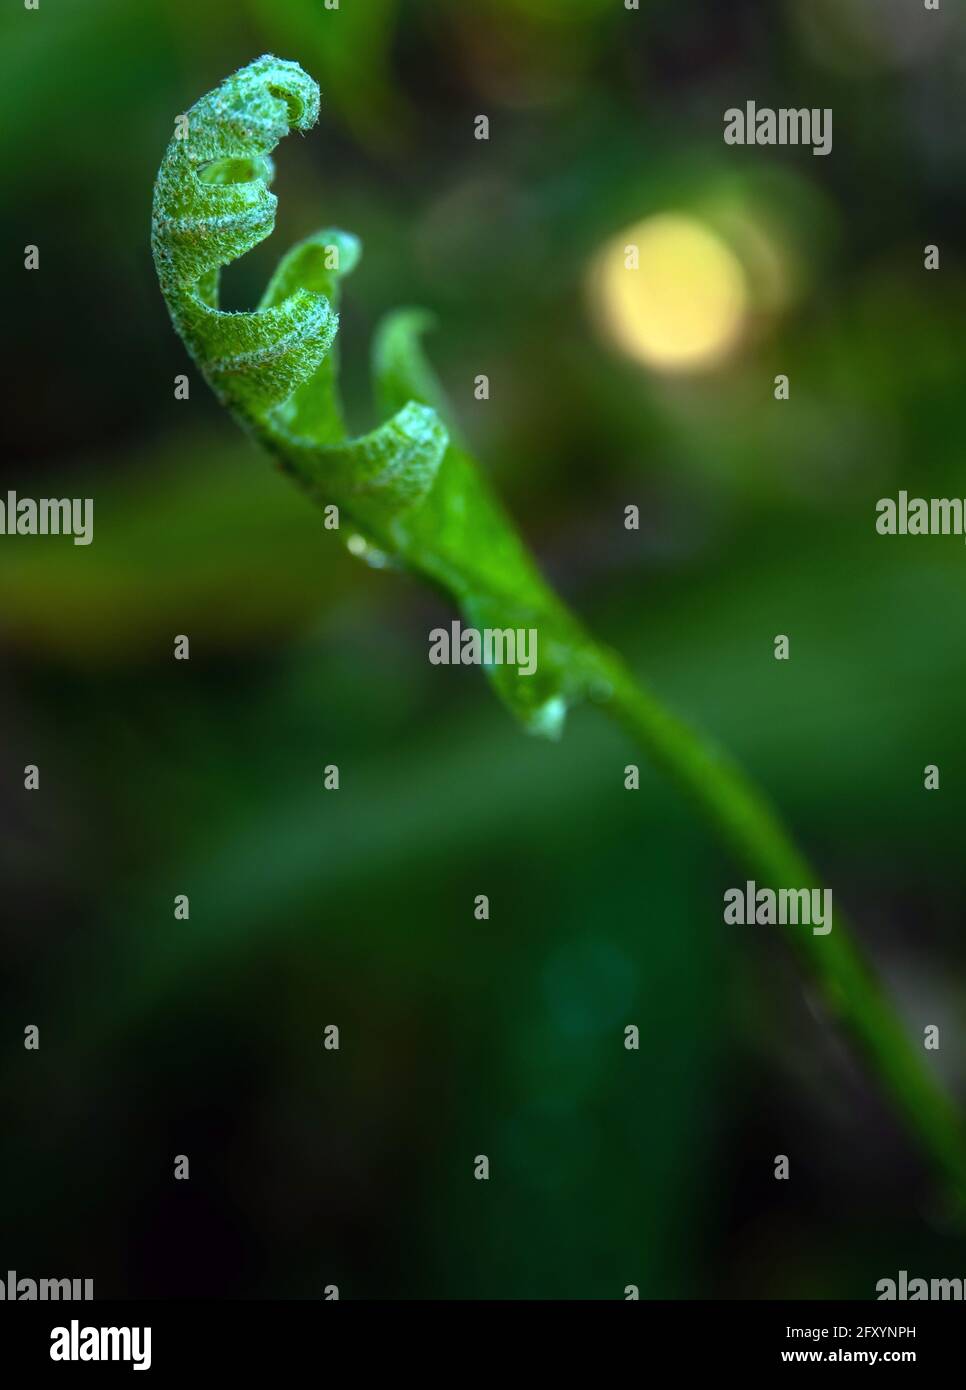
[{"x1": 1, "y1": 0, "x2": 965, "y2": 1298}]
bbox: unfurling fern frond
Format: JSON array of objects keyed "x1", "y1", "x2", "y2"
[
  {"x1": 152, "y1": 54, "x2": 601, "y2": 737},
  {"x1": 151, "y1": 57, "x2": 966, "y2": 1205}
]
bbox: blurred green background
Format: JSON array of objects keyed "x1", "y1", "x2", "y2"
[{"x1": 2, "y1": 0, "x2": 966, "y2": 1299}]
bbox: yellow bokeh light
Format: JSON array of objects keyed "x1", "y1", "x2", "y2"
[{"x1": 590, "y1": 213, "x2": 749, "y2": 373}]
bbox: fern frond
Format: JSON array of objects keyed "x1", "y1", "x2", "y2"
[
  {"x1": 152, "y1": 54, "x2": 601, "y2": 736},
  {"x1": 152, "y1": 57, "x2": 966, "y2": 1206}
]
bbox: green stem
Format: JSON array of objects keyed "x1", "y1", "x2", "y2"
[{"x1": 595, "y1": 648, "x2": 966, "y2": 1206}]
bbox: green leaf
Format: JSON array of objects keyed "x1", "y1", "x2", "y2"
[
  {"x1": 372, "y1": 308, "x2": 453, "y2": 426},
  {"x1": 259, "y1": 229, "x2": 360, "y2": 443}
]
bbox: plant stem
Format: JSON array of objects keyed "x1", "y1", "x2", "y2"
[{"x1": 595, "y1": 647, "x2": 966, "y2": 1206}]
